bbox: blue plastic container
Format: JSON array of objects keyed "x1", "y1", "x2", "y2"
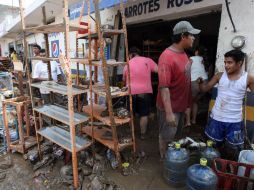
[
  {"x1": 0, "y1": 106, "x2": 18, "y2": 150},
  {"x1": 163, "y1": 143, "x2": 189, "y2": 187},
  {"x1": 0, "y1": 106, "x2": 17, "y2": 127},
  {"x1": 187, "y1": 158, "x2": 218, "y2": 190},
  {"x1": 200, "y1": 140, "x2": 220, "y2": 167}
]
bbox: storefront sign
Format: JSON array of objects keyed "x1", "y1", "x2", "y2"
[
  {"x1": 167, "y1": 0, "x2": 203, "y2": 8},
  {"x1": 125, "y1": 0, "x2": 160, "y2": 18},
  {"x1": 125, "y1": 0, "x2": 203, "y2": 18}
]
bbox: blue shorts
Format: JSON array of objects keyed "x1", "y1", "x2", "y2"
[{"x1": 205, "y1": 117, "x2": 244, "y2": 145}]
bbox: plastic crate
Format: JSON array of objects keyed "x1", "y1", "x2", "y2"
[{"x1": 212, "y1": 158, "x2": 254, "y2": 190}]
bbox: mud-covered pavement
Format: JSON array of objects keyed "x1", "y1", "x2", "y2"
[
  {"x1": 0, "y1": 113, "x2": 206, "y2": 190},
  {"x1": 0, "y1": 154, "x2": 70, "y2": 190}
]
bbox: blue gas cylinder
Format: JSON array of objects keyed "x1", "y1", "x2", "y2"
[
  {"x1": 200, "y1": 140, "x2": 220, "y2": 167},
  {"x1": 187, "y1": 158, "x2": 218, "y2": 190},
  {"x1": 163, "y1": 142, "x2": 189, "y2": 187}
]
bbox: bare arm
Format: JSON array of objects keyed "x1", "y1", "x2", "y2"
[
  {"x1": 199, "y1": 72, "x2": 223, "y2": 92},
  {"x1": 248, "y1": 74, "x2": 254, "y2": 94},
  {"x1": 161, "y1": 87, "x2": 173, "y2": 114},
  {"x1": 160, "y1": 87, "x2": 176, "y2": 126}
]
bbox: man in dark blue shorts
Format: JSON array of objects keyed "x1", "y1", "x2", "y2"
[{"x1": 199, "y1": 50, "x2": 254, "y2": 160}]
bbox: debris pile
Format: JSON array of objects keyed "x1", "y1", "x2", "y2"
[{"x1": 0, "y1": 156, "x2": 12, "y2": 182}]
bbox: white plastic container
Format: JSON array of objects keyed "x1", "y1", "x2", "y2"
[{"x1": 237, "y1": 150, "x2": 254, "y2": 189}]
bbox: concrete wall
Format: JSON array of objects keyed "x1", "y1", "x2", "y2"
[{"x1": 216, "y1": 0, "x2": 254, "y2": 74}]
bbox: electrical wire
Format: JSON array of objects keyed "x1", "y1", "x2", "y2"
[{"x1": 225, "y1": 0, "x2": 237, "y2": 32}]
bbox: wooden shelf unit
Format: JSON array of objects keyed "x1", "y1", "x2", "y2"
[
  {"x1": 92, "y1": 84, "x2": 129, "y2": 98},
  {"x1": 9, "y1": 136, "x2": 37, "y2": 154},
  {"x1": 78, "y1": 29, "x2": 124, "y2": 39},
  {"x1": 29, "y1": 56, "x2": 125, "y2": 67},
  {"x1": 31, "y1": 81, "x2": 88, "y2": 95},
  {"x1": 2, "y1": 96, "x2": 36, "y2": 154},
  {"x1": 19, "y1": 0, "x2": 135, "y2": 188},
  {"x1": 34, "y1": 104, "x2": 89, "y2": 126},
  {"x1": 19, "y1": 0, "x2": 92, "y2": 188},
  {"x1": 82, "y1": 126, "x2": 133, "y2": 151},
  {"x1": 80, "y1": 0, "x2": 136, "y2": 164},
  {"x1": 25, "y1": 22, "x2": 88, "y2": 33},
  {"x1": 37, "y1": 126, "x2": 91, "y2": 152},
  {"x1": 83, "y1": 104, "x2": 130, "y2": 126}
]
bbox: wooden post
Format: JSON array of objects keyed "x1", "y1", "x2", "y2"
[
  {"x1": 35, "y1": 112, "x2": 42, "y2": 159},
  {"x1": 111, "y1": 11, "x2": 121, "y2": 86},
  {"x1": 76, "y1": 1, "x2": 85, "y2": 112},
  {"x1": 76, "y1": 32, "x2": 81, "y2": 112},
  {"x1": 42, "y1": 6, "x2": 52, "y2": 81},
  {"x1": 63, "y1": 0, "x2": 79, "y2": 188},
  {"x1": 16, "y1": 105, "x2": 25, "y2": 152},
  {"x1": 94, "y1": 40, "x2": 98, "y2": 103},
  {"x1": 19, "y1": 0, "x2": 42, "y2": 159},
  {"x1": 18, "y1": 71, "x2": 24, "y2": 96},
  {"x1": 19, "y1": 0, "x2": 31, "y2": 97},
  {"x1": 24, "y1": 102, "x2": 30, "y2": 137},
  {"x1": 42, "y1": 6, "x2": 54, "y2": 105},
  {"x1": 94, "y1": 0, "x2": 120, "y2": 161},
  {"x1": 87, "y1": 0, "x2": 96, "y2": 157},
  {"x1": 120, "y1": 1, "x2": 136, "y2": 154},
  {"x1": 2, "y1": 102, "x2": 11, "y2": 152}
]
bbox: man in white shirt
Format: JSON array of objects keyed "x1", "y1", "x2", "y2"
[
  {"x1": 32, "y1": 49, "x2": 62, "y2": 104},
  {"x1": 199, "y1": 49, "x2": 254, "y2": 160}
]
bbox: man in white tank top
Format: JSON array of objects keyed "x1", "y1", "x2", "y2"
[{"x1": 198, "y1": 49, "x2": 254, "y2": 160}]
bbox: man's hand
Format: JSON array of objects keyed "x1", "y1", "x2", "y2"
[
  {"x1": 196, "y1": 77, "x2": 204, "y2": 84},
  {"x1": 166, "y1": 112, "x2": 177, "y2": 127}
]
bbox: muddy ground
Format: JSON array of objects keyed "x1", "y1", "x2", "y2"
[{"x1": 0, "y1": 109, "x2": 208, "y2": 190}]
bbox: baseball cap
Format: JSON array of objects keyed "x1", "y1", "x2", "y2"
[{"x1": 173, "y1": 21, "x2": 201, "y2": 35}]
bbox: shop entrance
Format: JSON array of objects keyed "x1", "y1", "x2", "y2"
[{"x1": 127, "y1": 10, "x2": 222, "y2": 122}]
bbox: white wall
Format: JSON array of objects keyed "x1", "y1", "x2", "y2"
[
  {"x1": 216, "y1": 0, "x2": 254, "y2": 74},
  {"x1": 26, "y1": 33, "x2": 45, "y2": 46}
]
